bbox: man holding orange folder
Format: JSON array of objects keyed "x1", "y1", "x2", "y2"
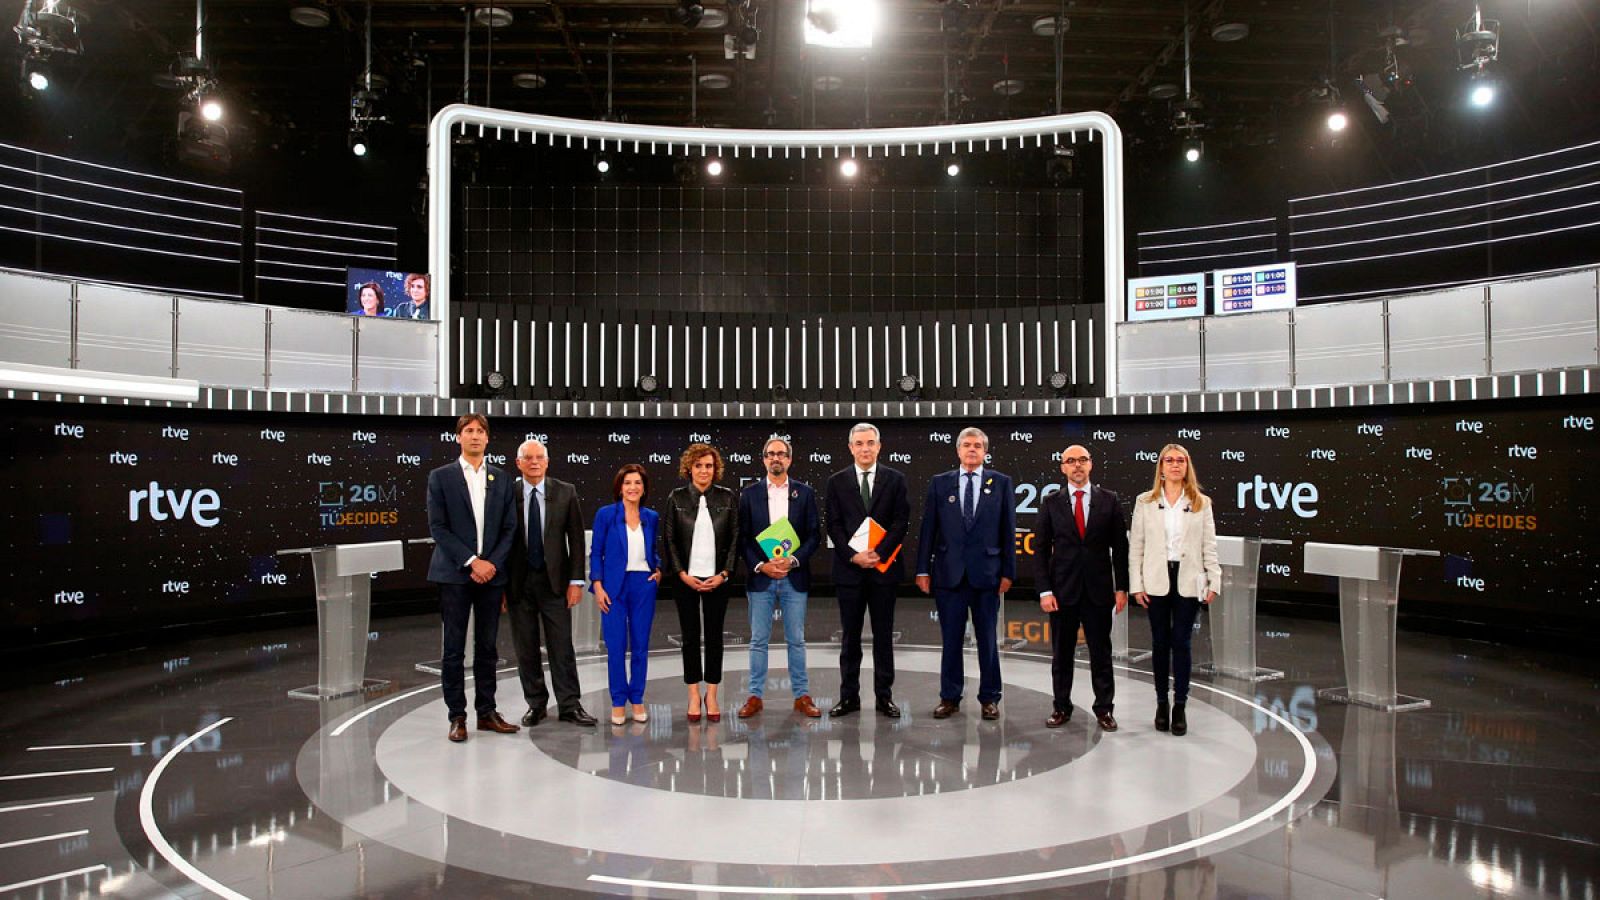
[{"x1": 823, "y1": 422, "x2": 911, "y2": 718}]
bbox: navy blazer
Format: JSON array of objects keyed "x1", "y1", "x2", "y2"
[
  {"x1": 823, "y1": 465, "x2": 911, "y2": 585},
  {"x1": 915, "y1": 468, "x2": 1018, "y2": 591},
  {"x1": 589, "y1": 501, "x2": 660, "y2": 591},
  {"x1": 425, "y1": 460, "x2": 517, "y2": 585},
  {"x1": 738, "y1": 479, "x2": 821, "y2": 593}
]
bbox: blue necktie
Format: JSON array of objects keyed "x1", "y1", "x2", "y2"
[
  {"x1": 526, "y1": 487, "x2": 545, "y2": 568},
  {"x1": 962, "y1": 472, "x2": 976, "y2": 528}
]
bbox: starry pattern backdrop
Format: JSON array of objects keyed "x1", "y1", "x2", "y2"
[{"x1": 2, "y1": 396, "x2": 1593, "y2": 650}]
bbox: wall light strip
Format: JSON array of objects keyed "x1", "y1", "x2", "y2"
[
  {"x1": 1136, "y1": 216, "x2": 1276, "y2": 236},
  {"x1": 1294, "y1": 197, "x2": 1600, "y2": 255},
  {"x1": 1291, "y1": 137, "x2": 1600, "y2": 204},
  {"x1": 0, "y1": 141, "x2": 242, "y2": 193},
  {"x1": 259, "y1": 210, "x2": 396, "y2": 231},
  {"x1": 0, "y1": 362, "x2": 200, "y2": 402},
  {"x1": 0, "y1": 162, "x2": 242, "y2": 212},
  {"x1": 0, "y1": 203, "x2": 242, "y2": 247},
  {"x1": 0, "y1": 224, "x2": 236, "y2": 263},
  {"x1": 0, "y1": 181, "x2": 241, "y2": 229},
  {"x1": 1297, "y1": 219, "x2": 1600, "y2": 269},
  {"x1": 255, "y1": 225, "x2": 399, "y2": 247},
  {"x1": 1288, "y1": 158, "x2": 1600, "y2": 220},
  {"x1": 1292, "y1": 179, "x2": 1600, "y2": 238}
]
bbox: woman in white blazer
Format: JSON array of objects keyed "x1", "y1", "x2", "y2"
[{"x1": 1129, "y1": 443, "x2": 1221, "y2": 736}]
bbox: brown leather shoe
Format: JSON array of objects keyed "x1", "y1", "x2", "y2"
[
  {"x1": 448, "y1": 716, "x2": 468, "y2": 743},
  {"x1": 1045, "y1": 709, "x2": 1070, "y2": 728},
  {"x1": 794, "y1": 695, "x2": 822, "y2": 718},
  {"x1": 477, "y1": 711, "x2": 520, "y2": 734},
  {"x1": 1096, "y1": 711, "x2": 1119, "y2": 732},
  {"x1": 737, "y1": 696, "x2": 764, "y2": 719},
  {"x1": 932, "y1": 699, "x2": 960, "y2": 719},
  {"x1": 981, "y1": 702, "x2": 1000, "y2": 720}
]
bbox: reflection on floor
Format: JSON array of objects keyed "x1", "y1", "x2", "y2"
[{"x1": 0, "y1": 598, "x2": 1595, "y2": 898}]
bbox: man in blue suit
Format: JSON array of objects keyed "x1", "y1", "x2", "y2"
[
  {"x1": 735, "y1": 437, "x2": 824, "y2": 719},
  {"x1": 426, "y1": 413, "x2": 520, "y2": 743},
  {"x1": 915, "y1": 426, "x2": 1017, "y2": 720}
]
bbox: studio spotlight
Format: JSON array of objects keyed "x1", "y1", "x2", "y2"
[
  {"x1": 637, "y1": 374, "x2": 660, "y2": 397},
  {"x1": 1047, "y1": 371, "x2": 1070, "y2": 395},
  {"x1": 1469, "y1": 77, "x2": 1496, "y2": 108},
  {"x1": 21, "y1": 55, "x2": 49, "y2": 91},
  {"x1": 1326, "y1": 109, "x2": 1348, "y2": 132},
  {"x1": 199, "y1": 95, "x2": 223, "y2": 122},
  {"x1": 1182, "y1": 137, "x2": 1203, "y2": 163},
  {"x1": 596, "y1": 155, "x2": 612, "y2": 174},
  {"x1": 945, "y1": 159, "x2": 961, "y2": 177},
  {"x1": 483, "y1": 370, "x2": 508, "y2": 398},
  {"x1": 669, "y1": 1, "x2": 705, "y2": 29},
  {"x1": 839, "y1": 158, "x2": 859, "y2": 178},
  {"x1": 349, "y1": 131, "x2": 368, "y2": 157},
  {"x1": 895, "y1": 373, "x2": 920, "y2": 397},
  {"x1": 706, "y1": 158, "x2": 724, "y2": 177}
]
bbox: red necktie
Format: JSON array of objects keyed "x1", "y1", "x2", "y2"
[{"x1": 1073, "y1": 489, "x2": 1087, "y2": 539}]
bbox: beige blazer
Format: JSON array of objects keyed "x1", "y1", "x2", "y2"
[{"x1": 1127, "y1": 491, "x2": 1222, "y2": 599}]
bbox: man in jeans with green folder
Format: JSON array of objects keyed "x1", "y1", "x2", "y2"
[{"x1": 736, "y1": 437, "x2": 824, "y2": 718}]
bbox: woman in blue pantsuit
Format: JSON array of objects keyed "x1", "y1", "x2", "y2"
[{"x1": 590, "y1": 464, "x2": 662, "y2": 726}]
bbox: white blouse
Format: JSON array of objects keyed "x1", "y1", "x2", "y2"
[
  {"x1": 1161, "y1": 491, "x2": 1189, "y2": 562},
  {"x1": 625, "y1": 523, "x2": 651, "y2": 572}
]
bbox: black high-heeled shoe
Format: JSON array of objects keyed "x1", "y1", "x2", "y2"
[
  {"x1": 1170, "y1": 703, "x2": 1187, "y2": 736},
  {"x1": 1154, "y1": 699, "x2": 1170, "y2": 732}
]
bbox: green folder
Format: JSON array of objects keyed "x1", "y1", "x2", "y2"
[{"x1": 756, "y1": 518, "x2": 802, "y2": 560}]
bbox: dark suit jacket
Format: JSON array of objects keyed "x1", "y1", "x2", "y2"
[
  {"x1": 509, "y1": 476, "x2": 587, "y2": 596},
  {"x1": 915, "y1": 468, "x2": 1017, "y2": 591},
  {"x1": 738, "y1": 479, "x2": 821, "y2": 593},
  {"x1": 823, "y1": 465, "x2": 911, "y2": 585},
  {"x1": 1034, "y1": 484, "x2": 1130, "y2": 605},
  {"x1": 589, "y1": 502, "x2": 660, "y2": 591},
  {"x1": 426, "y1": 460, "x2": 517, "y2": 585}
]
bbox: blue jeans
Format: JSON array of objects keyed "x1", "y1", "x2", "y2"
[
  {"x1": 601, "y1": 571, "x2": 658, "y2": 707},
  {"x1": 746, "y1": 580, "x2": 809, "y2": 699}
]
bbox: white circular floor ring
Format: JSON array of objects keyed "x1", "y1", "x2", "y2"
[
  {"x1": 138, "y1": 717, "x2": 250, "y2": 900},
  {"x1": 592, "y1": 654, "x2": 1325, "y2": 894},
  {"x1": 318, "y1": 647, "x2": 1327, "y2": 894}
]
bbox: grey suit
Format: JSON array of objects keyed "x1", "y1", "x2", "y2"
[{"x1": 508, "y1": 476, "x2": 588, "y2": 714}]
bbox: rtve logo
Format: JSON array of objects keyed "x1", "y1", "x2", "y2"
[
  {"x1": 128, "y1": 481, "x2": 222, "y2": 528},
  {"x1": 1236, "y1": 476, "x2": 1319, "y2": 518}
]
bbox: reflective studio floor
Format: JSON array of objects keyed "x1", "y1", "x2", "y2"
[{"x1": 1, "y1": 599, "x2": 1596, "y2": 899}]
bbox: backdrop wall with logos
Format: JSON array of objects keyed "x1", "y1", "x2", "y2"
[{"x1": 3, "y1": 397, "x2": 1593, "y2": 652}]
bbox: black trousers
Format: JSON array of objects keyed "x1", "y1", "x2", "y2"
[
  {"x1": 675, "y1": 581, "x2": 732, "y2": 684},
  {"x1": 1148, "y1": 561, "x2": 1202, "y2": 703},
  {"x1": 1049, "y1": 596, "x2": 1116, "y2": 716},
  {"x1": 507, "y1": 568, "x2": 583, "y2": 713},
  {"x1": 439, "y1": 581, "x2": 503, "y2": 721},
  {"x1": 837, "y1": 580, "x2": 897, "y2": 702}
]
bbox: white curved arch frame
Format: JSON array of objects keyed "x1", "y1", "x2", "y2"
[{"x1": 426, "y1": 105, "x2": 1124, "y2": 400}]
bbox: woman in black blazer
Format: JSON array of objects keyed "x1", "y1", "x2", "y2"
[{"x1": 658, "y1": 442, "x2": 740, "y2": 723}]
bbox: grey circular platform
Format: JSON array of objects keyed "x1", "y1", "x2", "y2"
[{"x1": 298, "y1": 647, "x2": 1334, "y2": 895}]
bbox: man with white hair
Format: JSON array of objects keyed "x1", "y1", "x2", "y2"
[
  {"x1": 915, "y1": 426, "x2": 1016, "y2": 721},
  {"x1": 508, "y1": 439, "x2": 597, "y2": 727}
]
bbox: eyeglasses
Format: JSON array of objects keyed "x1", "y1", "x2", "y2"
[
  {"x1": 1063, "y1": 456, "x2": 1090, "y2": 465},
  {"x1": 1162, "y1": 457, "x2": 1188, "y2": 465},
  {"x1": 764, "y1": 450, "x2": 790, "y2": 458}
]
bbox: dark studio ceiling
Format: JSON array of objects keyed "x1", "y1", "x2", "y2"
[{"x1": 5, "y1": 1, "x2": 1600, "y2": 216}]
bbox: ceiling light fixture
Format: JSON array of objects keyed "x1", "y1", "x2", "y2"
[
  {"x1": 705, "y1": 158, "x2": 723, "y2": 177},
  {"x1": 839, "y1": 158, "x2": 859, "y2": 178},
  {"x1": 804, "y1": 0, "x2": 878, "y2": 49}
]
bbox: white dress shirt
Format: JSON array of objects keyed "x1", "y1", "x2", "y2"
[
  {"x1": 1039, "y1": 481, "x2": 1091, "y2": 601},
  {"x1": 459, "y1": 456, "x2": 487, "y2": 558},
  {"x1": 1160, "y1": 489, "x2": 1190, "y2": 562}
]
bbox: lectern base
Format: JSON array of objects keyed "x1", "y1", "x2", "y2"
[
  {"x1": 288, "y1": 678, "x2": 391, "y2": 701},
  {"x1": 1196, "y1": 663, "x2": 1284, "y2": 682},
  {"x1": 1317, "y1": 685, "x2": 1431, "y2": 712}
]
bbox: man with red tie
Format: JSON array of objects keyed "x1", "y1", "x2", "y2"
[{"x1": 1033, "y1": 444, "x2": 1130, "y2": 731}]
